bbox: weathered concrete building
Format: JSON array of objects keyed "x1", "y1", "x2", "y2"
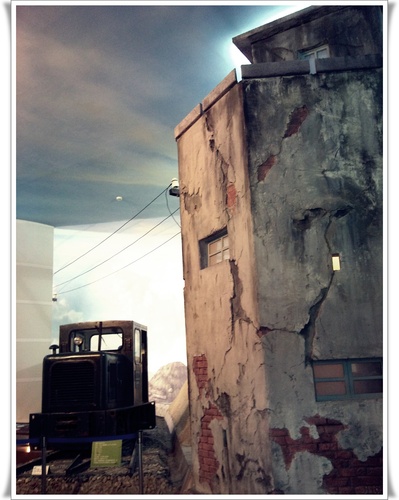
[{"x1": 174, "y1": 6, "x2": 384, "y2": 495}]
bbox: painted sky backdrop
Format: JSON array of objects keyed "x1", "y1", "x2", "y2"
[
  {"x1": 15, "y1": 1, "x2": 308, "y2": 227},
  {"x1": 15, "y1": 2, "x2": 309, "y2": 375}
]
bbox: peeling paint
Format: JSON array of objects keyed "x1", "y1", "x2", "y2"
[
  {"x1": 235, "y1": 452, "x2": 272, "y2": 487},
  {"x1": 270, "y1": 416, "x2": 383, "y2": 494},
  {"x1": 229, "y1": 259, "x2": 251, "y2": 327},
  {"x1": 183, "y1": 190, "x2": 202, "y2": 214}
]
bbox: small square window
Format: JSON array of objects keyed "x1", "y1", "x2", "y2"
[
  {"x1": 313, "y1": 358, "x2": 382, "y2": 401},
  {"x1": 199, "y1": 229, "x2": 229, "y2": 269}
]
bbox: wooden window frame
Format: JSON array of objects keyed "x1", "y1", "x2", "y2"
[{"x1": 199, "y1": 228, "x2": 229, "y2": 269}]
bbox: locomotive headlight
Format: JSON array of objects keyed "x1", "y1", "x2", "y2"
[{"x1": 73, "y1": 335, "x2": 84, "y2": 346}]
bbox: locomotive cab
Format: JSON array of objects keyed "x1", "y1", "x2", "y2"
[{"x1": 29, "y1": 321, "x2": 155, "y2": 448}]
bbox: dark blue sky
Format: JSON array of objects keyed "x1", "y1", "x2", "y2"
[{"x1": 15, "y1": 2, "x2": 305, "y2": 227}]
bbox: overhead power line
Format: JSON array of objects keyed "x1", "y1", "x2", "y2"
[
  {"x1": 165, "y1": 188, "x2": 181, "y2": 228},
  {"x1": 54, "y1": 186, "x2": 169, "y2": 275},
  {"x1": 57, "y1": 231, "x2": 181, "y2": 296},
  {"x1": 54, "y1": 208, "x2": 179, "y2": 289}
]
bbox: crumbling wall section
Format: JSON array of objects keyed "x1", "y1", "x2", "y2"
[
  {"x1": 176, "y1": 79, "x2": 273, "y2": 494},
  {"x1": 244, "y1": 68, "x2": 383, "y2": 494}
]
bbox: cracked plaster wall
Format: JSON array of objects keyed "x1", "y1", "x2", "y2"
[
  {"x1": 243, "y1": 70, "x2": 382, "y2": 353},
  {"x1": 243, "y1": 69, "x2": 383, "y2": 493},
  {"x1": 175, "y1": 54, "x2": 382, "y2": 493},
  {"x1": 176, "y1": 83, "x2": 273, "y2": 494}
]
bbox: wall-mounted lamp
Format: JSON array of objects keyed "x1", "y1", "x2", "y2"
[
  {"x1": 332, "y1": 253, "x2": 341, "y2": 271},
  {"x1": 169, "y1": 178, "x2": 180, "y2": 197}
]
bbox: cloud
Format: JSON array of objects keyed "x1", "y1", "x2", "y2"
[
  {"x1": 15, "y1": 3, "x2": 299, "y2": 226},
  {"x1": 17, "y1": 26, "x2": 177, "y2": 178}
]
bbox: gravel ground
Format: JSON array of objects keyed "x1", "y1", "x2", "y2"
[{"x1": 16, "y1": 418, "x2": 185, "y2": 495}]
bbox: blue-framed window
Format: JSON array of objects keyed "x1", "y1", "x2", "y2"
[{"x1": 312, "y1": 358, "x2": 382, "y2": 402}]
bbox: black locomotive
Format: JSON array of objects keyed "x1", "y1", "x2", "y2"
[{"x1": 29, "y1": 320, "x2": 156, "y2": 449}]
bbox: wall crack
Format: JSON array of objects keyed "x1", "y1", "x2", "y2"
[{"x1": 257, "y1": 105, "x2": 310, "y2": 182}]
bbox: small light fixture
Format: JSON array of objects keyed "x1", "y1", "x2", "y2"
[
  {"x1": 332, "y1": 253, "x2": 341, "y2": 271},
  {"x1": 169, "y1": 178, "x2": 180, "y2": 197},
  {"x1": 73, "y1": 335, "x2": 84, "y2": 347}
]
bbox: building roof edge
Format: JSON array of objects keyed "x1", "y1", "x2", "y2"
[{"x1": 233, "y1": 5, "x2": 347, "y2": 63}]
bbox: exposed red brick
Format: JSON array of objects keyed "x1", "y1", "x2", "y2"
[
  {"x1": 339, "y1": 487, "x2": 354, "y2": 494},
  {"x1": 336, "y1": 450, "x2": 352, "y2": 459},
  {"x1": 326, "y1": 477, "x2": 349, "y2": 487},
  {"x1": 283, "y1": 105, "x2": 309, "y2": 138},
  {"x1": 355, "y1": 485, "x2": 382, "y2": 494},
  {"x1": 269, "y1": 415, "x2": 383, "y2": 495},
  {"x1": 258, "y1": 155, "x2": 277, "y2": 182},
  {"x1": 194, "y1": 354, "x2": 224, "y2": 487},
  {"x1": 368, "y1": 466, "x2": 383, "y2": 476},
  {"x1": 226, "y1": 183, "x2": 237, "y2": 210},
  {"x1": 318, "y1": 442, "x2": 338, "y2": 452},
  {"x1": 193, "y1": 354, "x2": 209, "y2": 396},
  {"x1": 307, "y1": 416, "x2": 328, "y2": 426}
]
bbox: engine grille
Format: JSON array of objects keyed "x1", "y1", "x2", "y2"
[{"x1": 49, "y1": 360, "x2": 97, "y2": 411}]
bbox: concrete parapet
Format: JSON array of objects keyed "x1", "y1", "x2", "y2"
[
  {"x1": 241, "y1": 54, "x2": 382, "y2": 79},
  {"x1": 174, "y1": 69, "x2": 237, "y2": 140},
  {"x1": 174, "y1": 103, "x2": 202, "y2": 140},
  {"x1": 202, "y1": 69, "x2": 237, "y2": 112}
]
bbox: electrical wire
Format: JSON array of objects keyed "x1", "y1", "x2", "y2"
[
  {"x1": 57, "y1": 231, "x2": 181, "y2": 295},
  {"x1": 165, "y1": 188, "x2": 181, "y2": 228},
  {"x1": 54, "y1": 186, "x2": 169, "y2": 275},
  {"x1": 54, "y1": 208, "x2": 179, "y2": 289}
]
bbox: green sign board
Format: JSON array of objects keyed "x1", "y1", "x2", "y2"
[{"x1": 91, "y1": 440, "x2": 122, "y2": 467}]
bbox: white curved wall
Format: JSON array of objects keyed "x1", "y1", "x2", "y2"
[{"x1": 16, "y1": 220, "x2": 54, "y2": 422}]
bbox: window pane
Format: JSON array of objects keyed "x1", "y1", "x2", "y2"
[
  {"x1": 101, "y1": 334, "x2": 122, "y2": 350},
  {"x1": 316, "y1": 381, "x2": 347, "y2": 396},
  {"x1": 209, "y1": 240, "x2": 222, "y2": 255},
  {"x1": 90, "y1": 334, "x2": 123, "y2": 351},
  {"x1": 313, "y1": 363, "x2": 344, "y2": 378},
  {"x1": 353, "y1": 379, "x2": 382, "y2": 394},
  {"x1": 202, "y1": 230, "x2": 229, "y2": 268},
  {"x1": 316, "y1": 48, "x2": 329, "y2": 59},
  {"x1": 351, "y1": 361, "x2": 382, "y2": 377},
  {"x1": 209, "y1": 253, "x2": 222, "y2": 266}
]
